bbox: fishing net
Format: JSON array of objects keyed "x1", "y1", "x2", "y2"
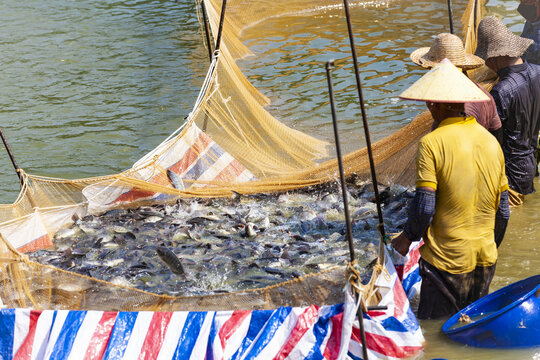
[{"x1": 0, "y1": 0, "x2": 485, "y2": 311}]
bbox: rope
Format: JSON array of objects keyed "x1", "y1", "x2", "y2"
[
  {"x1": 346, "y1": 260, "x2": 368, "y2": 313},
  {"x1": 346, "y1": 260, "x2": 363, "y2": 295}
]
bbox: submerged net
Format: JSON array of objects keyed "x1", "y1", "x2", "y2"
[{"x1": 0, "y1": 0, "x2": 485, "y2": 311}]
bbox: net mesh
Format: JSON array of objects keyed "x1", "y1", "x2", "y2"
[{"x1": 0, "y1": 0, "x2": 486, "y2": 311}]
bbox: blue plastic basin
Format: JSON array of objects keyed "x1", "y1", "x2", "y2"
[{"x1": 442, "y1": 274, "x2": 540, "y2": 348}]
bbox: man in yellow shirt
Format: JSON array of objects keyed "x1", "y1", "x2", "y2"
[{"x1": 392, "y1": 59, "x2": 510, "y2": 319}]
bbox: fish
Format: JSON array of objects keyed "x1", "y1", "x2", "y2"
[
  {"x1": 231, "y1": 190, "x2": 270, "y2": 200},
  {"x1": 30, "y1": 179, "x2": 413, "y2": 296},
  {"x1": 244, "y1": 223, "x2": 257, "y2": 238},
  {"x1": 144, "y1": 215, "x2": 163, "y2": 224},
  {"x1": 156, "y1": 245, "x2": 186, "y2": 276},
  {"x1": 166, "y1": 169, "x2": 185, "y2": 191},
  {"x1": 55, "y1": 227, "x2": 78, "y2": 239}
]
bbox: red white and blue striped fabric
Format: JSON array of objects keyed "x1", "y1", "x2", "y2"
[
  {"x1": 347, "y1": 248, "x2": 424, "y2": 360},
  {"x1": 0, "y1": 305, "x2": 353, "y2": 360},
  {"x1": 400, "y1": 240, "x2": 423, "y2": 300},
  {"x1": 0, "y1": 251, "x2": 424, "y2": 360},
  {"x1": 392, "y1": 240, "x2": 423, "y2": 300},
  {"x1": 82, "y1": 123, "x2": 255, "y2": 211}
]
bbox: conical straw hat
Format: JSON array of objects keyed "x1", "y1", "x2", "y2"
[
  {"x1": 399, "y1": 59, "x2": 490, "y2": 103},
  {"x1": 410, "y1": 33, "x2": 484, "y2": 70}
]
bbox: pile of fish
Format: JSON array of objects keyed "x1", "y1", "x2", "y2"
[{"x1": 28, "y1": 180, "x2": 414, "y2": 296}]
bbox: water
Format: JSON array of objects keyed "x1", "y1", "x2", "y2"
[
  {"x1": 240, "y1": 3, "x2": 540, "y2": 357},
  {"x1": 0, "y1": 0, "x2": 208, "y2": 201},
  {"x1": 1, "y1": 0, "x2": 539, "y2": 358},
  {"x1": 447, "y1": 312, "x2": 495, "y2": 330}
]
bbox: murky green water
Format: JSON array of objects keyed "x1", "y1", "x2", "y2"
[
  {"x1": 1, "y1": 0, "x2": 539, "y2": 358},
  {"x1": 0, "y1": 0, "x2": 208, "y2": 201}
]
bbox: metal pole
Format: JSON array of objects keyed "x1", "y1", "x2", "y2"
[
  {"x1": 214, "y1": 0, "x2": 227, "y2": 52},
  {"x1": 325, "y1": 61, "x2": 355, "y2": 263},
  {"x1": 200, "y1": 0, "x2": 214, "y2": 62},
  {"x1": 0, "y1": 128, "x2": 22, "y2": 184},
  {"x1": 342, "y1": 0, "x2": 386, "y2": 240},
  {"x1": 473, "y1": 0, "x2": 478, "y2": 35},
  {"x1": 325, "y1": 60, "x2": 369, "y2": 360},
  {"x1": 202, "y1": 0, "x2": 227, "y2": 133},
  {"x1": 447, "y1": 0, "x2": 454, "y2": 34}
]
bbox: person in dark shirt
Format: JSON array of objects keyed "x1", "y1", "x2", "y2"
[
  {"x1": 518, "y1": 0, "x2": 540, "y2": 64},
  {"x1": 475, "y1": 16, "x2": 540, "y2": 203},
  {"x1": 519, "y1": 0, "x2": 540, "y2": 175},
  {"x1": 410, "y1": 33, "x2": 503, "y2": 142}
]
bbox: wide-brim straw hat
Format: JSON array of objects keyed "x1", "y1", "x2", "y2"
[
  {"x1": 475, "y1": 16, "x2": 533, "y2": 60},
  {"x1": 410, "y1": 33, "x2": 484, "y2": 70},
  {"x1": 399, "y1": 59, "x2": 490, "y2": 103}
]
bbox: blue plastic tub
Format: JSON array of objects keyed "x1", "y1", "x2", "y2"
[{"x1": 442, "y1": 274, "x2": 540, "y2": 348}]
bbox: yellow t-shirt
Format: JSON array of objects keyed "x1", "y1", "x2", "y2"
[{"x1": 416, "y1": 116, "x2": 509, "y2": 274}]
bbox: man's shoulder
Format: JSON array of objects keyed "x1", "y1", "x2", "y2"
[
  {"x1": 491, "y1": 76, "x2": 511, "y2": 96},
  {"x1": 419, "y1": 122, "x2": 464, "y2": 147},
  {"x1": 419, "y1": 127, "x2": 441, "y2": 144},
  {"x1": 422, "y1": 121, "x2": 498, "y2": 146},
  {"x1": 527, "y1": 62, "x2": 540, "y2": 76},
  {"x1": 491, "y1": 67, "x2": 529, "y2": 97}
]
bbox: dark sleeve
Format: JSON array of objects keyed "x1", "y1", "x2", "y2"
[
  {"x1": 494, "y1": 190, "x2": 510, "y2": 248},
  {"x1": 490, "y1": 127, "x2": 504, "y2": 146},
  {"x1": 403, "y1": 188, "x2": 436, "y2": 242},
  {"x1": 490, "y1": 88, "x2": 507, "y2": 125},
  {"x1": 523, "y1": 37, "x2": 540, "y2": 65},
  {"x1": 522, "y1": 23, "x2": 540, "y2": 64}
]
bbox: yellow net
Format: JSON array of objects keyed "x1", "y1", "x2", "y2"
[{"x1": 0, "y1": 0, "x2": 486, "y2": 311}]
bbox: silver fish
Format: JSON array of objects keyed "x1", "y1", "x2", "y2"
[
  {"x1": 244, "y1": 223, "x2": 257, "y2": 238},
  {"x1": 166, "y1": 169, "x2": 185, "y2": 191}
]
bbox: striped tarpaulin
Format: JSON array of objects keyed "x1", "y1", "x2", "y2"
[
  {"x1": 82, "y1": 123, "x2": 255, "y2": 212},
  {"x1": 0, "y1": 306, "x2": 349, "y2": 360},
  {"x1": 0, "y1": 207, "x2": 85, "y2": 253},
  {"x1": 392, "y1": 241, "x2": 423, "y2": 301},
  {"x1": 0, "y1": 250, "x2": 424, "y2": 360},
  {"x1": 400, "y1": 241, "x2": 423, "y2": 300},
  {"x1": 348, "y1": 248, "x2": 424, "y2": 360}
]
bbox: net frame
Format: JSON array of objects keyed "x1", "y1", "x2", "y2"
[{"x1": 0, "y1": 0, "x2": 487, "y2": 311}]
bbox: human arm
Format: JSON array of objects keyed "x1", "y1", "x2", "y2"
[
  {"x1": 494, "y1": 190, "x2": 510, "y2": 247},
  {"x1": 392, "y1": 186, "x2": 436, "y2": 256}
]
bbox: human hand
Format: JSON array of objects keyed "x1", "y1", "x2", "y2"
[{"x1": 392, "y1": 233, "x2": 412, "y2": 257}]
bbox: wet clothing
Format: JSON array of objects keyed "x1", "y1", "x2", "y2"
[
  {"x1": 415, "y1": 116, "x2": 508, "y2": 274},
  {"x1": 417, "y1": 258, "x2": 496, "y2": 320},
  {"x1": 465, "y1": 84, "x2": 502, "y2": 133},
  {"x1": 491, "y1": 61, "x2": 540, "y2": 195},
  {"x1": 522, "y1": 19, "x2": 540, "y2": 65},
  {"x1": 495, "y1": 190, "x2": 510, "y2": 247},
  {"x1": 430, "y1": 84, "x2": 502, "y2": 140},
  {"x1": 403, "y1": 188, "x2": 435, "y2": 242},
  {"x1": 404, "y1": 189, "x2": 509, "y2": 247}
]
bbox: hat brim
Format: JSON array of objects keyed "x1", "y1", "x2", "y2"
[
  {"x1": 399, "y1": 60, "x2": 492, "y2": 103},
  {"x1": 475, "y1": 36, "x2": 534, "y2": 60},
  {"x1": 398, "y1": 95, "x2": 490, "y2": 103},
  {"x1": 410, "y1": 47, "x2": 485, "y2": 70}
]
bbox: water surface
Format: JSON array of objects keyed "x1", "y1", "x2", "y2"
[{"x1": 0, "y1": 0, "x2": 207, "y2": 201}]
